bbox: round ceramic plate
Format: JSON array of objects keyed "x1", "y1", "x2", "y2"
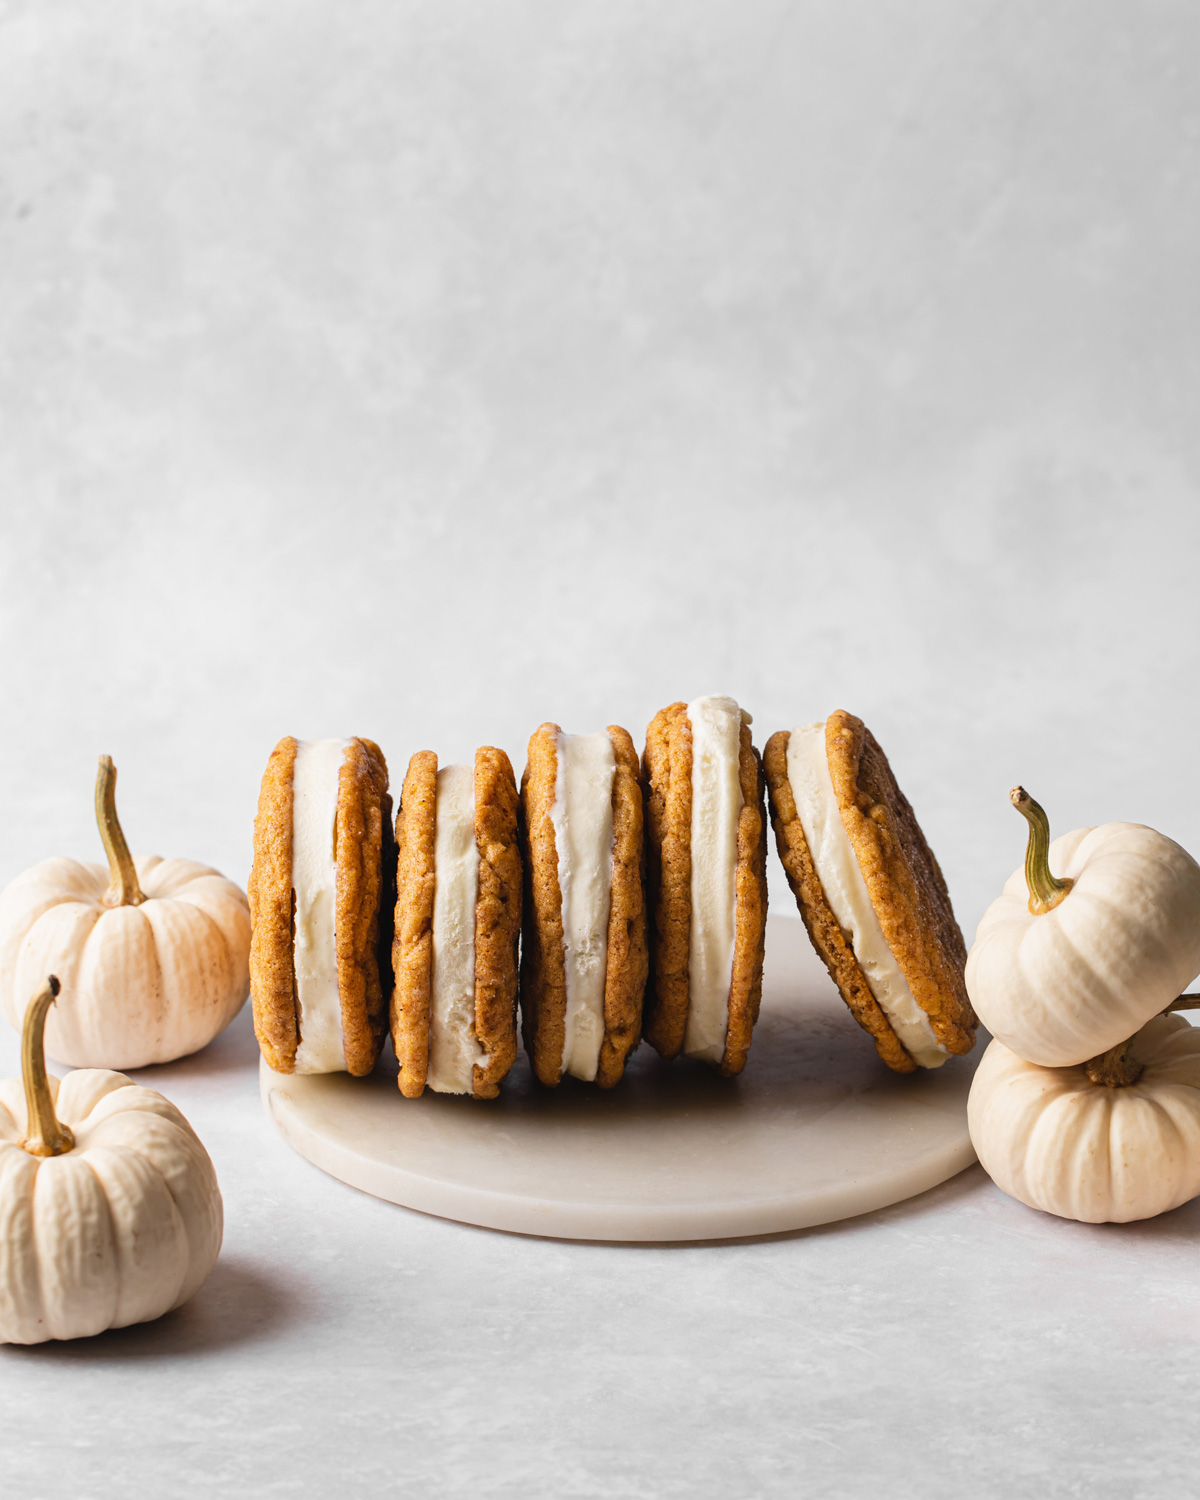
[{"x1": 261, "y1": 914, "x2": 979, "y2": 1241}]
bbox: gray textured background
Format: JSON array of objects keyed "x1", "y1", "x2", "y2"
[
  {"x1": 4, "y1": 0, "x2": 1199, "y2": 938},
  {"x1": 3, "y1": 4, "x2": 1200, "y2": 1496}
]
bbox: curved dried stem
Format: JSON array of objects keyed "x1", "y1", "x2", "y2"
[
  {"x1": 96, "y1": 755, "x2": 145, "y2": 907},
  {"x1": 1011, "y1": 787, "x2": 1073, "y2": 915},
  {"x1": 20, "y1": 977, "x2": 75, "y2": 1157}
]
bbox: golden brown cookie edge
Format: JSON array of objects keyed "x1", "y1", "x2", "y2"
[
  {"x1": 763, "y1": 729, "x2": 917, "y2": 1074},
  {"x1": 720, "y1": 721, "x2": 769, "y2": 1077},
  {"x1": 825, "y1": 711, "x2": 976, "y2": 1056},
  {"x1": 473, "y1": 745, "x2": 522, "y2": 1099},
  {"x1": 249, "y1": 736, "x2": 300, "y2": 1073},
  {"x1": 391, "y1": 750, "x2": 438, "y2": 1097},
  {"x1": 334, "y1": 737, "x2": 390, "y2": 1076},
  {"x1": 518, "y1": 725, "x2": 569, "y2": 1087},
  {"x1": 641, "y1": 702, "x2": 692, "y2": 1060},
  {"x1": 595, "y1": 724, "x2": 648, "y2": 1088}
]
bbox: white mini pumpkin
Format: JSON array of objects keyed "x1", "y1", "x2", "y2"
[
  {"x1": 966, "y1": 790, "x2": 1200, "y2": 1067},
  {"x1": 0, "y1": 979, "x2": 224, "y2": 1343},
  {"x1": 967, "y1": 1014, "x2": 1200, "y2": 1223},
  {"x1": 0, "y1": 757, "x2": 250, "y2": 1068}
]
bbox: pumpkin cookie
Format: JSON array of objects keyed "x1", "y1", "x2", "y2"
[
  {"x1": 249, "y1": 737, "x2": 392, "y2": 1076},
  {"x1": 519, "y1": 723, "x2": 647, "y2": 1088},
  {"x1": 764, "y1": 713, "x2": 975, "y2": 1074},
  {"x1": 391, "y1": 746, "x2": 522, "y2": 1099},
  {"x1": 641, "y1": 695, "x2": 768, "y2": 1077}
]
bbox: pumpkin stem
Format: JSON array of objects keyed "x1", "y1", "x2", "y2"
[
  {"x1": 1165, "y1": 993, "x2": 1200, "y2": 1013},
  {"x1": 1084, "y1": 1035, "x2": 1145, "y2": 1089},
  {"x1": 1010, "y1": 787, "x2": 1074, "y2": 915},
  {"x1": 96, "y1": 755, "x2": 145, "y2": 907},
  {"x1": 20, "y1": 978, "x2": 75, "y2": 1157}
]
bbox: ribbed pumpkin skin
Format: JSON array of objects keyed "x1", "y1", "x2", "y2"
[
  {"x1": 0, "y1": 855, "x2": 250, "y2": 1068},
  {"x1": 0, "y1": 1069, "x2": 223, "y2": 1343},
  {"x1": 966, "y1": 824, "x2": 1200, "y2": 1067},
  {"x1": 968, "y1": 1016, "x2": 1200, "y2": 1223}
]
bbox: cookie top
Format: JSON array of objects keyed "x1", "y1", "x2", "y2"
[
  {"x1": 392, "y1": 746, "x2": 521, "y2": 1099},
  {"x1": 249, "y1": 735, "x2": 391, "y2": 1076},
  {"x1": 641, "y1": 698, "x2": 768, "y2": 1077},
  {"x1": 520, "y1": 723, "x2": 647, "y2": 1088},
  {"x1": 765, "y1": 730, "x2": 916, "y2": 1073},
  {"x1": 764, "y1": 715, "x2": 974, "y2": 1072},
  {"x1": 825, "y1": 711, "x2": 974, "y2": 1056}
]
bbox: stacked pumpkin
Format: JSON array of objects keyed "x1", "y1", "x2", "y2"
[
  {"x1": 966, "y1": 788, "x2": 1200, "y2": 1223},
  {"x1": 0, "y1": 758, "x2": 244, "y2": 1342}
]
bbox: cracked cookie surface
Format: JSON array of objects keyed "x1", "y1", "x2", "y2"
[
  {"x1": 764, "y1": 730, "x2": 916, "y2": 1073},
  {"x1": 825, "y1": 711, "x2": 975, "y2": 1057}
]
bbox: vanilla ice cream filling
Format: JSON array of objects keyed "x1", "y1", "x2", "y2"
[
  {"x1": 551, "y1": 730, "x2": 616, "y2": 1082},
  {"x1": 291, "y1": 737, "x2": 352, "y2": 1074},
  {"x1": 786, "y1": 721, "x2": 948, "y2": 1069},
  {"x1": 684, "y1": 695, "x2": 745, "y2": 1063},
  {"x1": 428, "y1": 762, "x2": 486, "y2": 1094}
]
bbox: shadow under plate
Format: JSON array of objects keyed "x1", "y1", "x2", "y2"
[{"x1": 262, "y1": 916, "x2": 980, "y2": 1241}]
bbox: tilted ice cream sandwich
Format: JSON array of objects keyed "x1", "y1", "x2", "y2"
[
  {"x1": 641, "y1": 695, "x2": 768, "y2": 1076},
  {"x1": 391, "y1": 747, "x2": 522, "y2": 1099},
  {"x1": 250, "y1": 736, "x2": 392, "y2": 1075},
  {"x1": 520, "y1": 723, "x2": 648, "y2": 1088},
  {"x1": 763, "y1": 712, "x2": 975, "y2": 1073}
]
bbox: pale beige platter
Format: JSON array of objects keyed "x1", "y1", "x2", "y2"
[{"x1": 261, "y1": 914, "x2": 980, "y2": 1241}]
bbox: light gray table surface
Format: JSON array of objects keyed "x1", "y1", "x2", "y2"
[
  {"x1": 4, "y1": 2, "x2": 1200, "y2": 1494},
  {"x1": 2, "y1": 935, "x2": 1199, "y2": 1500}
]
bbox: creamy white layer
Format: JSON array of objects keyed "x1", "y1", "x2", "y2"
[
  {"x1": 551, "y1": 729, "x2": 616, "y2": 1082},
  {"x1": 291, "y1": 737, "x2": 352, "y2": 1074},
  {"x1": 785, "y1": 721, "x2": 948, "y2": 1069},
  {"x1": 428, "y1": 762, "x2": 485, "y2": 1094},
  {"x1": 684, "y1": 695, "x2": 745, "y2": 1063}
]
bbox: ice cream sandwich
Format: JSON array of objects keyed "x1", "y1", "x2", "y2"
[
  {"x1": 391, "y1": 746, "x2": 522, "y2": 1099},
  {"x1": 764, "y1": 712, "x2": 975, "y2": 1072},
  {"x1": 520, "y1": 723, "x2": 648, "y2": 1088},
  {"x1": 641, "y1": 695, "x2": 768, "y2": 1076},
  {"x1": 249, "y1": 736, "x2": 392, "y2": 1075}
]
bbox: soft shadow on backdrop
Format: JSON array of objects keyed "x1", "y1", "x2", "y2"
[{"x1": 3, "y1": 0, "x2": 1197, "y2": 943}]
